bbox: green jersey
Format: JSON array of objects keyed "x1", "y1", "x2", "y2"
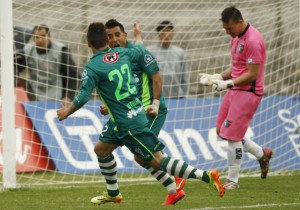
[
  {"x1": 127, "y1": 42, "x2": 167, "y2": 114},
  {"x1": 73, "y1": 44, "x2": 148, "y2": 130}
]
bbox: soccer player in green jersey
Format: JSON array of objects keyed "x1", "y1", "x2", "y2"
[
  {"x1": 99, "y1": 19, "x2": 186, "y2": 205},
  {"x1": 57, "y1": 22, "x2": 225, "y2": 206}
]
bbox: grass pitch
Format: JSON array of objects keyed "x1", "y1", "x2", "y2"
[{"x1": 1, "y1": 174, "x2": 300, "y2": 210}]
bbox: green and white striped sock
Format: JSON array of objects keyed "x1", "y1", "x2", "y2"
[
  {"x1": 141, "y1": 162, "x2": 176, "y2": 194},
  {"x1": 98, "y1": 154, "x2": 119, "y2": 196},
  {"x1": 160, "y1": 156, "x2": 210, "y2": 183}
]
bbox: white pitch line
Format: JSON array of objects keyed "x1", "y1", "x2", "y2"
[{"x1": 182, "y1": 202, "x2": 300, "y2": 210}]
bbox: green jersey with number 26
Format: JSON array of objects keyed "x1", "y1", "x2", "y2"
[{"x1": 73, "y1": 44, "x2": 148, "y2": 130}]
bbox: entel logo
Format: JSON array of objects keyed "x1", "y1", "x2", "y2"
[{"x1": 46, "y1": 109, "x2": 256, "y2": 171}]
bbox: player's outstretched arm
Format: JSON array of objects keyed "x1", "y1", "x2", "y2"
[{"x1": 57, "y1": 103, "x2": 79, "y2": 121}]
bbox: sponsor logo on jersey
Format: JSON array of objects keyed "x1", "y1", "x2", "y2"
[
  {"x1": 133, "y1": 74, "x2": 140, "y2": 83},
  {"x1": 81, "y1": 69, "x2": 88, "y2": 80},
  {"x1": 144, "y1": 54, "x2": 156, "y2": 67},
  {"x1": 144, "y1": 54, "x2": 153, "y2": 63},
  {"x1": 247, "y1": 58, "x2": 254, "y2": 64},
  {"x1": 103, "y1": 52, "x2": 119, "y2": 63},
  {"x1": 127, "y1": 106, "x2": 143, "y2": 119}
]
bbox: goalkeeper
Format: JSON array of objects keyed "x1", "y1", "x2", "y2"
[
  {"x1": 199, "y1": 6, "x2": 273, "y2": 190},
  {"x1": 98, "y1": 19, "x2": 186, "y2": 205},
  {"x1": 57, "y1": 21, "x2": 225, "y2": 206}
]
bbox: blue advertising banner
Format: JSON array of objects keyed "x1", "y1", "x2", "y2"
[{"x1": 23, "y1": 96, "x2": 300, "y2": 174}]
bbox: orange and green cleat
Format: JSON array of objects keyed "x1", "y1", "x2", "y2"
[
  {"x1": 208, "y1": 170, "x2": 225, "y2": 198},
  {"x1": 174, "y1": 176, "x2": 187, "y2": 192},
  {"x1": 162, "y1": 189, "x2": 186, "y2": 205},
  {"x1": 90, "y1": 192, "x2": 123, "y2": 205}
]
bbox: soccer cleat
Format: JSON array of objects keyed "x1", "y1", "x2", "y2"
[
  {"x1": 90, "y1": 192, "x2": 123, "y2": 205},
  {"x1": 162, "y1": 189, "x2": 185, "y2": 205},
  {"x1": 174, "y1": 176, "x2": 187, "y2": 192},
  {"x1": 258, "y1": 148, "x2": 274, "y2": 179},
  {"x1": 208, "y1": 170, "x2": 225, "y2": 198},
  {"x1": 223, "y1": 179, "x2": 240, "y2": 190}
]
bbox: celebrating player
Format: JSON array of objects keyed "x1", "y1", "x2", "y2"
[
  {"x1": 199, "y1": 7, "x2": 273, "y2": 189},
  {"x1": 98, "y1": 19, "x2": 186, "y2": 205},
  {"x1": 57, "y1": 22, "x2": 225, "y2": 206}
]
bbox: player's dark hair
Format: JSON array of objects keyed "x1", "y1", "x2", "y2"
[
  {"x1": 87, "y1": 22, "x2": 107, "y2": 49},
  {"x1": 156, "y1": 20, "x2": 174, "y2": 32},
  {"x1": 32, "y1": 24, "x2": 50, "y2": 36},
  {"x1": 220, "y1": 6, "x2": 243, "y2": 23},
  {"x1": 105, "y1": 19, "x2": 125, "y2": 32}
]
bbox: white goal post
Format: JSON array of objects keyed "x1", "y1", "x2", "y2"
[
  {"x1": 1, "y1": 0, "x2": 300, "y2": 189},
  {"x1": 0, "y1": 0, "x2": 16, "y2": 189}
]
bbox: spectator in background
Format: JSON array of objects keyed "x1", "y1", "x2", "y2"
[
  {"x1": 13, "y1": 26, "x2": 31, "y2": 97},
  {"x1": 147, "y1": 20, "x2": 189, "y2": 99},
  {"x1": 23, "y1": 24, "x2": 78, "y2": 101}
]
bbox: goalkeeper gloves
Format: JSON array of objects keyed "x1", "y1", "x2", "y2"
[
  {"x1": 199, "y1": 73, "x2": 223, "y2": 86},
  {"x1": 146, "y1": 99, "x2": 160, "y2": 116},
  {"x1": 212, "y1": 79, "x2": 234, "y2": 92}
]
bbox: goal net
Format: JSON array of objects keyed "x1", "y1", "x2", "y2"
[{"x1": 1, "y1": 0, "x2": 299, "y2": 187}]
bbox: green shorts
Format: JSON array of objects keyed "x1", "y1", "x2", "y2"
[
  {"x1": 147, "y1": 110, "x2": 167, "y2": 135},
  {"x1": 100, "y1": 119, "x2": 165, "y2": 161}
]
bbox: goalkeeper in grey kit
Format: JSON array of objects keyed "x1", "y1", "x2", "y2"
[{"x1": 57, "y1": 22, "x2": 225, "y2": 206}]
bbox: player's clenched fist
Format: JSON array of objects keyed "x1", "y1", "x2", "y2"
[
  {"x1": 198, "y1": 73, "x2": 223, "y2": 86},
  {"x1": 133, "y1": 22, "x2": 142, "y2": 43},
  {"x1": 100, "y1": 105, "x2": 109, "y2": 115},
  {"x1": 146, "y1": 99, "x2": 160, "y2": 117},
  {"x1": 212, "y1": 79, "x2": 234, "y2": 92}
]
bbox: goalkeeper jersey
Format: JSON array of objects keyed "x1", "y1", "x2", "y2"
[
  {"x1": 73, "y1": 44, "x2": 148, "y2": 130},
  {"x1": 127, "y1": 42, "x2": 167, "y2": 114},
  {"x1": 230, "y1": 24, "x2": 266, "y2": 95}
]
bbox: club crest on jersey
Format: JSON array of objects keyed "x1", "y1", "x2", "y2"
[
  {"x1": 103, "y1": 52, "x2": 119, "y2": 63},
  {"x1": 239, "y1": 44, "x2": 244, "y2": 53}
]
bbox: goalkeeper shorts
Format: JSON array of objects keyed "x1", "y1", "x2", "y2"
[{"x1": 216, "y1": 89, "x2": 262, "y2": 141}]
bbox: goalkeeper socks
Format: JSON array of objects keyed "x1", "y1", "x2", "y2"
[
  {"x1": 227, "y1": 141, "x2": 243, "y2": 183},
  {"x1": 98, "y1": 154, "x2": 119, "y2": 197},
  {"x1": 141, "y1": 163, "x2": 176, "y2": 194},
  {"x1": 242, "y1": 136, "x2": 264, "y2": 159},
  {"x1": 160, "y1": 156, "x2": 205, "y2": 181}
]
